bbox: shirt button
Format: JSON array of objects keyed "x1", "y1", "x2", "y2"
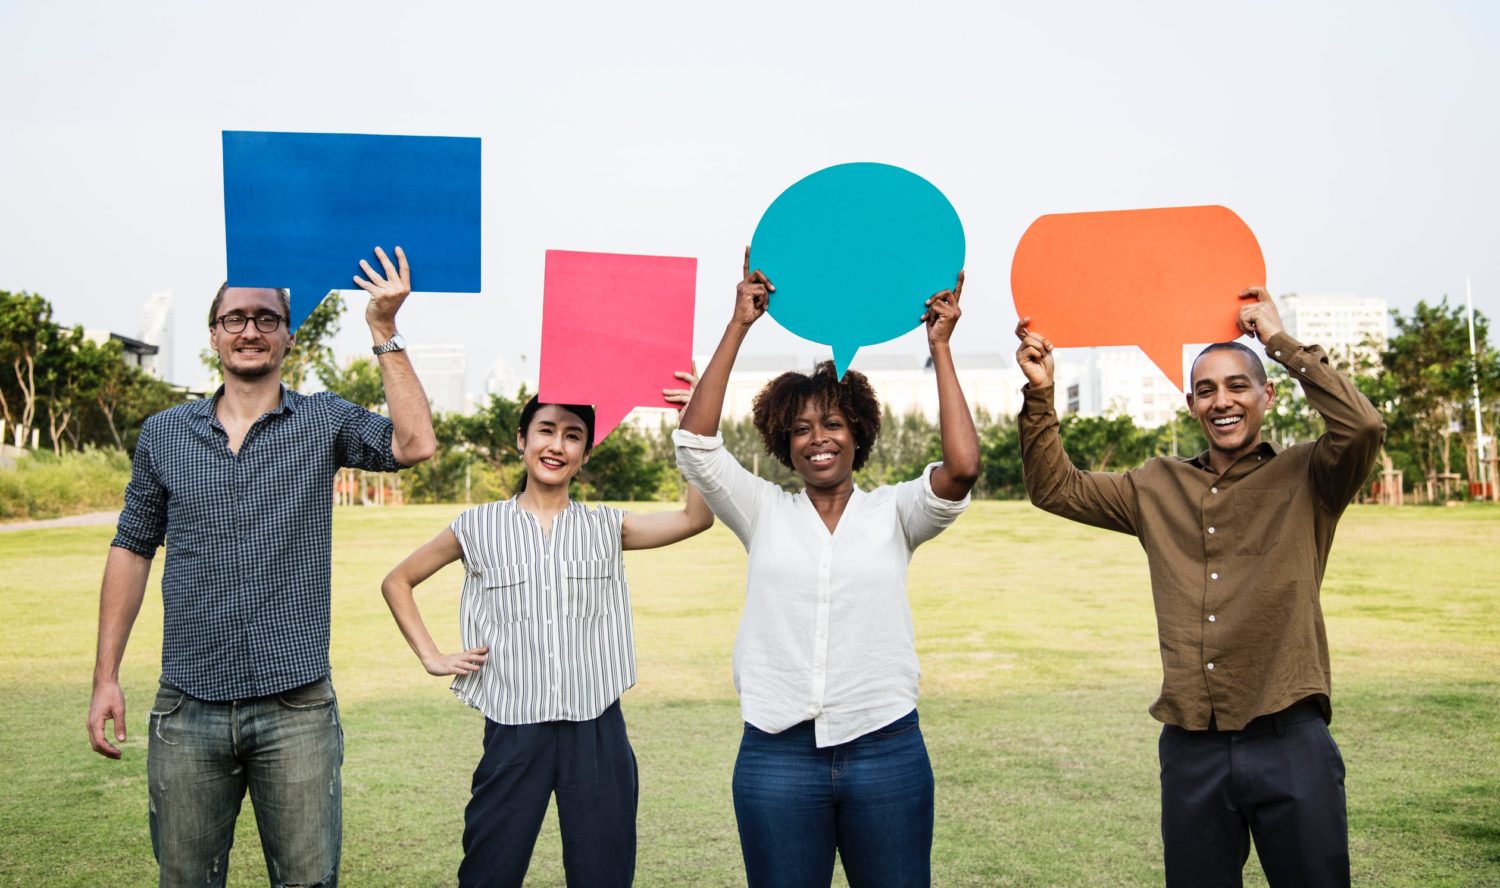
[
  {"x1": 1211, "y1": 572, "x2": 1219, "y2": 580},
  {"x1": 1211, "y1": 487, "x2": 1218, "y2": 494},
  {"x1": 1208, "y1": 527, "x2": 1216, "y2": 534},
  {"x1": 1208, "y1": 614, "x2": 1217, "y2": 622},
  {"x1": 1274, "y1": 350, "x2": 1281, "y2": 357},
  {"x1": 1299, "y1": 367, "x2": 1307, "y2": 373},
  {"x1": 1206, "y1": 662, "x2": 1215, "y2": 670}
]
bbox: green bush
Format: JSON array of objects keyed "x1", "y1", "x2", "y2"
[{"x1": 0, "y1": 448, "x2": 130, "y2": 521}]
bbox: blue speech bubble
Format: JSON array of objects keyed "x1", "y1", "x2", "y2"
[
  {"x1": 223, "y1": 131, "x2": 482, "y2": 331},
  {"x1": 749, "y1": 163, "x2": 965, "y2": 378}
]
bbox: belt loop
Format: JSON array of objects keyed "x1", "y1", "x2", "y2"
[{"x1": 1272, "y1": 710, "x2": 1286, "y2": 737}]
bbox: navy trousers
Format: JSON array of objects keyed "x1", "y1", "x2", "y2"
[
  {"x1": 1159, "y1": 698, "x2": 1350, "y2": 888},
  {"x1": 458, "y1": 700, "x2": 637, "y2": 888}
]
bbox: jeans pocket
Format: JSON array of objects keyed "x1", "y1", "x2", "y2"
[
  {"x1": 275, "y1": 677, "x2": 337, "y2": 710},
  {"x1": 149, "y1": 685, "x2": 189, "y2": 746},
  {"x1": 872, "y1": 710, "x2": 920, "y2": 738}
]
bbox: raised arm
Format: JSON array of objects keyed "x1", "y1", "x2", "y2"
[
  {"x1": 625, "y1": 367, "x2": 716, "y2": 549},
  {"x1": 355, "y1": 245, "x2": 436, "y2": 466},
  {"x1": 381, "y1": 529, "x2": 488, "y2": 677},
  {"x1": 923, "y1": 272, "x2": 980, "y2": 500},
  {"x1": 1015, "y1": 318, "x2": 1139, "y2": 534},
  {"x1": 678, "y1": 247, "x2": 773, "y2": 437},
  {"x1": 1238, "y1": 288, "x2": 1384, "y2": 508}
]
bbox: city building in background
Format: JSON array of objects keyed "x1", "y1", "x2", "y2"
[
  {"x1": 484, "y1": 355, "x2": 535, "y2": 403},
  {"x1": 82, "y1": 330, "x2": 160, "y2": 373},
  {"x1": 1278, "y1": 292, "x2": 1389, "y2": 371},
  {"x1": 408, "y1": 343, "x2": 468, "y2": 416},
  {"x1": 1061, "y1": 347, "x2": 1185, "y2": 428},
  {"x1": 138, "y1": 291, "x2": 174, "y2": 382}
]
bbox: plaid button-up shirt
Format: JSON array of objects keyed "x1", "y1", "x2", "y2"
[{"x1": 112, "y1": 386, "x2": 401, "y2": 701}]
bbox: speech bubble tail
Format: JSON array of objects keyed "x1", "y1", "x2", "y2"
[
  {"x1": 832, "y1": 344, "x2": 860, "y2": 381},
  {"x1": 1141, "y1": 340, "x2": 1186, "y2": 391},
  {"x1": 286, "y1": 286, "x2": 330, "y2": 335},
  {"x1": 590, "y1": 404, "x2": 634, "y2": 448}
]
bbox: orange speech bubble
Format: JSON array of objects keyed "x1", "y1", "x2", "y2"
[{"x1": 1010, "y1": 205, "x2": 1265, "y2": 390}]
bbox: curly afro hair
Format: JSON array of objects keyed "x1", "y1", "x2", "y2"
[{"x1": 751, "y1": 360, "x2": 882, "y2": 471}]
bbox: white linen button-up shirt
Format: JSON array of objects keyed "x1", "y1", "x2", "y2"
[{"x1": 673, "y1": 429, "x2": 969, "y2": 747}]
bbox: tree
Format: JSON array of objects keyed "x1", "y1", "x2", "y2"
[
  {"x1": 577, "y1": 426, "x2": 666, "y2": 501},
  {"x1": 318, "y1": 355, "x2": 385, "y2": 411},
  {"x1": 37, "y1": 326, "x2": 112, "y2": 454},
  {"x1": 1375, "y1": 298, "x2": 1497, "y2": 486},
  {"x1": 0, "y1": 290, "x2": 54, "y2": 447},
  {"x1": 1261, "y1": 364, "x2": 1324, "y2": 449}
]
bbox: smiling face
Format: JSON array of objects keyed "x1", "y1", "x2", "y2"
[
  {"x1": 1187, "y1": 347, "x2": 1275, "y2": 465},
  {"x1": 787, "y1": 398, "x2": 858, "y2": 490},
  {"x1": 517, "y1": 404, "x2": 591, "y2": 490},
  {"x1": 208, "y1": 287, "x2": 293, "y2": 381}
]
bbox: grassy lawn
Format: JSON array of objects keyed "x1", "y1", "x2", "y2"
[{"x1": 2, "y1": 501, "x2": 1497, "y2": 886}]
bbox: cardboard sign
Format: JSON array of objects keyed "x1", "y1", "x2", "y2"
[
  {"x1": 749, "y1": 163, "x2": 965, "y2": 378},
  {"x1": 1010, "y1": 205, "x2": 1265, "y2": 389},
  {"x1": 538, "y1": 250, "x2": 697, "y2": 445},
  {"x1": 223, "y1": 130, "x2": 482, "y2": 330}
]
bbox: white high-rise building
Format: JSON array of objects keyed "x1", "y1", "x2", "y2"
[
  {"x1": 139, "y1": 291, "x2": 174, "y2": 382},
  {"x1": 408, "y1": 344, "x2": 468, "y2": 416},
  {"x1": 485, "y1": 356, "x2": 535, "y2": 402},
  {"x1": 1064, "y1": 347, "x2": 1186, "y2": 428},
  {"x1": 1278, "y1": 293, "x2": 1388, "y2": 370}
]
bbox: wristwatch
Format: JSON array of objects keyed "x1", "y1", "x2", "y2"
[{"x1": 372, "y1": 332, "x2": 407, "y2": 355}]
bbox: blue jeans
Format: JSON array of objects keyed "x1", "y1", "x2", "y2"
[
  {"x1": 733, "y1": 710, "x2": 934, "y2": 888},
  {"x1": 146, "y1": 677, "x2": 344, "y2": 888}
]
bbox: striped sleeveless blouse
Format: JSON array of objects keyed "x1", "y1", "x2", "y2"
[{"x1": 448, "y1": 498, "x2": 636, "y2": 724}]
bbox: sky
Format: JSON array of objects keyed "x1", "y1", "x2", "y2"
[{"x1": 2, "y1": 1, "x2": 1496, "y2": 395}]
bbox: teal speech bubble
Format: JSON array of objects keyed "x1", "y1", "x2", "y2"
[{"x1": 749, "y1": 162, "x2": 965, "y2": 378}]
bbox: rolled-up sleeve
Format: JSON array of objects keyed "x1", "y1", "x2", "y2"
[
  {"x1": 329, "y1": 395, "x2": 402, "y2": 472},
  {"x1": 672, "y1": 429, "x2": 774, "y2": 549},
  {"x1": 895, "y1": 461, "x2": 971, "y2": 548},
  {"x1": 111, "y1": 417, "x2": 167, "y2": 557}
]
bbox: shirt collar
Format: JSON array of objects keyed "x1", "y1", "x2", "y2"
[
  {"x1": 1187, "y1": 439, "x2": 1280, "y2": 472},
  {"x1": 190, "y1": 384, "x2": 297, "y2": 422}
]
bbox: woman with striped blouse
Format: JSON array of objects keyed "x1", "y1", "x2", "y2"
[
  {"x1": 673, "y1": 251, "x2": 980, "y2": 887},
  {"x1": 381, "y1": 390, "x2": 712, "y2": 888}
]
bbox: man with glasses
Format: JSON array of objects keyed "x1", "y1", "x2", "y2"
[{"x1": 86, "y1": 247, "x2": 437, "y2": 887}]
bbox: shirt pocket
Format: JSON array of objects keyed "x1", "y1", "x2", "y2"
[
  {"x1": 479, "y1": 564, "x2": 532, "y2": 624},
  {"x1": 563, "y1": 558, "x2": 614, "y2": 618},
  {"x1": 1230, "y1": 487, "x2": 1297, "y2": 556}
]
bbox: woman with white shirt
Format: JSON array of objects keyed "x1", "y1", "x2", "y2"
[
  {"x1": 381, "y1": 392, "x2": 713, "y2": 888},
  {"x1": 674, "y1": 251, "x2": 980, "y2": 887}
]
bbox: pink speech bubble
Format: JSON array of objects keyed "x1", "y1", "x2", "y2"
[
  {"x1": 1011, "y1": 205, "x2": 1265, "y2": 390},
  {"x1": 538, "y1": 250, "x2": 697, "y2": 445}
]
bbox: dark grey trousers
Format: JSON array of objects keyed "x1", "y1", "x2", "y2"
[
  {"x1": 1159, "y1": 698, "x2": 1350, "y2": 888},
  {"x1": 458, "y1": 700, "x2": 637, "y2": 888}
]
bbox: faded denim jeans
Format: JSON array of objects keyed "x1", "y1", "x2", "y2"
[{"x1": 147, "y1": 676, "x2": 343, "y2": 888}]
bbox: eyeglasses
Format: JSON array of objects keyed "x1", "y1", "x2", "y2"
[{"x1": 214, "y1": 313, "x2": 285, "y2": 333}]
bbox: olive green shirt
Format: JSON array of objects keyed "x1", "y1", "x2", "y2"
[{"x1": 1018, "y1": 332, "x2": 1385, "y2": 731}]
